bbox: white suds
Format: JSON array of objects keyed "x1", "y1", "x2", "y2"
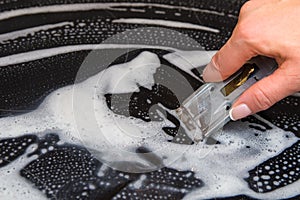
[
  {"x1": 0, "y1": 22, "x2": 74, "y2": 42},
  {"x1": 112, "y1": 18, "x2": 220, "y2": 33},
  {"x1": 98, "y1": 51, "x2": 160, "y2": 93},
  {"x1": 0, "y1": 44, "x2": 178, "y2": 66},
  {"x1": 0, "y1": 3, "x2": 225, "y2": 21},
  {"x1": 0, "y1": 50, "x2": 299, "y2": 199},
  {"x1": 163, "y1": 50, "x2": 217, "y2": 80}
]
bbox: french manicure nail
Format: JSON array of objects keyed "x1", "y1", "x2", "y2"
[
  {"x1": 202, "y1": 60, "x2": 223, "y2": 82},
  {"x1": 229, "y1": 104, "x2": 252, "y2": 121}
]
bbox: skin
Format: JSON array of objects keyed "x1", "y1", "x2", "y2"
[{"x1": 203, "y1": 0, "x2": 300, "y2": 120}]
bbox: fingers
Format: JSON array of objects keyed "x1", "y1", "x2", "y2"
[
  {"x1": 202, "y1": 34, "x2": 256, "y2": 82},
  {"x1": 229, "y1": 63, "x2": 299, "y2": 120},
  {"x1": 202, "y1": 0, "x2": 260, "y2": 83}
]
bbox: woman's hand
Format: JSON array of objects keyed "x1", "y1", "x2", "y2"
[{"x1": 203, "y1": 0, "x2": 300, "y2": 120}]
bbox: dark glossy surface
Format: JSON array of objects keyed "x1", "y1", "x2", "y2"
[{"x1": 0, "y1": 0, "x2": 299, "y2": 199}]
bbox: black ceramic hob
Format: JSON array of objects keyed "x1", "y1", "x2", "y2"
[{"x1": 0, "y1": 0, "x2": 299, "y2": 199}]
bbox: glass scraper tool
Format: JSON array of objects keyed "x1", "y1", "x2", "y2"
[{"x1": 176, "y1": 56, "x2": 278, "y2": 142}]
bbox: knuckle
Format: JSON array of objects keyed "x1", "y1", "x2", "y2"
[
  {"x1": 281, "y1": 66, "x2": 300, "y2": 93},
  {"x1": 288, "y1": 72, "x2": 300, "y2": 92},
  {"x1": 240, "y1": 1, "x2": 253, "y2": 14},
  {"x1": 235, "y1": 2, "x2": 257, "y2": 43},
  {"x1": 252, "y1": 87, "x2": 274, "y2": 110},
  {"x1": 235, "y1": 22, "x2": 253, "y2": 42}
]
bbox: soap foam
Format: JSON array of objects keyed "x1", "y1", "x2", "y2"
[
  {"x1": 97, "y1": 51, "x2": 160, "y2": 93},
  {"x1": 0, "y1": 49, "x2": 299, "y2": 199},
  {"x1": 163, "y1": 50, "x2": 217, "y2": 81},
  {"x1": 0, "y1": 3, "x2": 225, "y2": 21},
  {"x1": 0, "y1": 143, "x2": 45, "y2": 200},
  {"x1": 112, "y1": 18, "x2": 220, "y2": 33}
]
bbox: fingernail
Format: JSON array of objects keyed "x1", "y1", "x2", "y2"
[
  {"x1": 202, "y1": 60, "x2": 223, "y2": 82},
  {"x1": 229, "y1": 104, "x2": 252, "y2": 121}
]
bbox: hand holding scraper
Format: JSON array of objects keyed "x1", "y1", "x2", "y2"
[{"x1": 177, "y1": 0, "x2": 300, "y2": 142}]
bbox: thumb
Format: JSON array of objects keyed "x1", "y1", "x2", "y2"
[
  {"x1": 229, "y1": 63, "x2": 298, "y2": 120},
  {"x1": 202, "y1": 35, "x2": 256, "y2": 82}
]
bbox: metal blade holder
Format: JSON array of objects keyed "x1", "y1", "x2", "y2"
[{"x1": 176, "y1": 56, "x2": 278, "y2": 142}]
